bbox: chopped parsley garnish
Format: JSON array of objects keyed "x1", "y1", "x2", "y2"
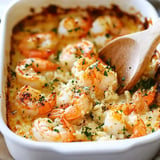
[
  {"x1": 90, "y1": 112, "x2": 94, "y2": 119},
  {"x1": 121, "y1": 83, "x2": 125, "y2": 87},
  {"x1": 68, "y1": 29, "x2": 73, "y2": 32},
  {"x1": 10, "y1": 70, "x2": 16, "y2": 77},
  {"x1": 116, "y1": 110, "x2": 123, "y2": 114},
  {"x1": 24, "y1": 63, "x2": 32, "y2": 68},
  {"x1": 149, "y1": 104, "x2": 157, "y2": 110},
  {"x1": 68, "y1": 27, "x2": 80, "y2": 32},
  {"x1": 74, "y1": 27, "x2": 80, "y2": 31},
  {"x1": 105, "y1": 59, "x2": 115, "y2": 71},
  {"x1": 38, "y1": 95, "x2": 45, "y2": 103},
  {"x1": 122, "y1": 126, "x2": 127, "y2": 134},
  {"x1": 53, "y1": 78, "x2": 59, "y2": 82},
  {"x1": 54, "y1": 50, "x2": 61, "y2": 61},
  {"x1": 106, "y1": 59, "x2": 111, "y2": 66},
  {"x1": 77, "y1": 89, "x2": 81, "y2": 93},
  {"x1": 52, "y1": 28, "x2": 57, "y2": 33},
  {"x1": 48, "y1": 119, "x2": 52, "y2": 123},
  {"x1": 105, "y1": 33, "x2": 110, "y2": 38},
  {"x1": 82, "y1": 59, "x2": 85, "y2": 65},
  {"x1": 53, "y1": 129, "x2": 59, "y2": 133},
  {"x1": 44, "y1": 83, "x2": 49, "y2": 87},
  {"x1": 72, "y1": 87, "x2": 81, "y2": 93},
  {"x1": 104, "y1": 70, "x2": 108, "y2": 76},
  {"x1": 95, "y1": 101, "x2": 100, "y2": 105},
  {"x1": 81, "y1": 126, "x2": 92, "y2": 140},
  {"x1": 147, "y1": 124, "x2": 151, "y2": 127},
  {"x1": 80, "y1": 48, "x2": 85, "y2": 54},
  {"x1": 121, "y1": 77, "x2": 125, "y2": 81},
  {"x1": 84, "y1": 86, "x2": 89, "y2": 90},
  {"x1": 130, "y1": 78, "x2": 156, "y2": 94},
  {"x1": 95, "y1": 123, "x2": 104, "y2": 130},
  {"x1": 89, "y1": 62, "x2": 100, "y2": 71}
]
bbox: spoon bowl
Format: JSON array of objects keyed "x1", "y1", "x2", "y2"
[{"x1": 99, "y1": 19, "x2": 160, "y2": 93}]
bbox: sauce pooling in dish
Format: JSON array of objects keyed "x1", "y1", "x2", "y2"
[{"x1": 7, "y1": 5, "x2": 160, "y2": 142}]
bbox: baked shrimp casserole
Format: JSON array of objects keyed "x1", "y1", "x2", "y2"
[{"x1": 7, "y1": 5, "x2": 160, "y2": 142}]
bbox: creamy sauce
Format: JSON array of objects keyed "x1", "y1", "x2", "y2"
[{"x1": 7, "y1": 5, "x2": 160, "y2": 142}]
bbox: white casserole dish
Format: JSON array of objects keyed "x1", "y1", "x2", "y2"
[{"x1": 0, "y1": 0, "x2": 159, "y2": 160}]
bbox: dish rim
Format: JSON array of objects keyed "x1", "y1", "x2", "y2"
[{"x1": 0, "y1": 0, "x2": 159, "y2": 155}]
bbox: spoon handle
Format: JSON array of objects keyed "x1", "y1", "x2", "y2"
[
  {"x1": 130, "y1": 18, "x2": 160, "y2": 54},
  {"x1": 122, "y1": 18, "x2": 160, "y2": 92},
  {"x1": 145, "y1": 18, "x2": 160, "y2": 47}
]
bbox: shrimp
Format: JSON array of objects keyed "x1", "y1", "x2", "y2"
[
  {"x1": 104, "y1": 110, "x2": 129, "y2": 138},
  {"x1": 32, "y1": 117, "x2": 75, "y2": 142},
  {"x1": 90, "y1": 15, "x2": 123, "y2": 36},
  {"x1": 109, "y1": 103, "x2": 135, "y2": 116},
  {"x1": 90, "y1": 15, "x2": 123, "y2": 48},
  {"x1": 15, "y1": 58, "x2": 58, "y2": 88},
  {"x1": 18, "y1": 32, "x2": 59, "y2": 59},
  {"x1": 15, "y1": 85, "x2": 56, "y2": 117},
  {"x1": 130, "y1": 119, "x2": 146, "y2": 138},
  {"x1": 71, "y1": 57, "x2": 96, "y2": 78},
  {"x1": 143, "y1": 51, "x2": 160, "y2": 78},
  {"x1": 72, "y1": 59, "x2": 118, "y2": 98},
  {"x1": 132, "y1": 85, "x2": 157, "y2": 114},
  {"x1": 49, "y1": 83, "x2": 93, "y2": 121},
  {"x1": 104, "y1": 108, "x2": 147, "y2": 138},
  {"x1": 59, "y1": 40, "x2": 97, "y2": 69},
  {"x1": 58, "y1": 12, "x2": 91, "y2": 38},
  {"x1": 107, "y1": 85, "x2": 157, "y2": 115}
]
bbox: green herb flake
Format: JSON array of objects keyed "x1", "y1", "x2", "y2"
[
  {"x1": 121, "y1": 77, "x2": 125, "y2": 81},
  {"x1": 104, "y1": 70, "x2": 108, "y2": 76},
  {"x1": 96, "y1": 123, "x2": 104, "y2": 130},
  {"x1": 130, "y1": 78, "x2": 156, "y2": 94},
  {"x1": 106, "y1": 59, "x2": 111, "y2": 66},
  {"x1": 147, "y1": 124, "x2": 151, "y2": 127},
  {"x1": 11, "y1": 70, "x2": 16, "y2": 77},
  {"x1": 54, "y1": 50, "x2": 61, "y2": 61},
  {"x1": 149, "y1": 104, "x2": 157, "y2": 110},
  {"x1": 54, "y1": 129, "x2": 60, "y2": 133},
  {"x1": 95, "y1": 101, "x2": 100, "y2": 105},
  {"x1": 81, "y1": 126, "x2": 92, "y2": 140},
  {"x1": 44, "y1": 83, "x2": 49, "y2": 87},
  {"x1": 74, "y1": 27, "x2": 80, "y2": 31},
  {"x1": 53, "y1": 78, "x2": 59, "y2": 82},
  {"x1": 39, "y1": 95, "x2": 45, "y2": 103},
  {"x1": 105, "y1": 33, "x2": 110, "y2": 38},
  {"x1": 82, "y1": 59, "x2": 85, "y2": 65},
  {"x1": 48, "y1": 119, "x2": 52, "y2": 123},
  {"x1": 90, "y1": 112, "x2": 94, "y2": 119},
  {"x1": 84, "y1": 86, "x2": 89, "y2": 90},
  {"x1": 52, "y1": 28, "x2": 57, "y2": 33},
  {"x1": 68, "y1": 29, "x2": 73, "y2": 32}
]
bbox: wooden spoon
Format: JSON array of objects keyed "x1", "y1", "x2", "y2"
[{"x1": 99, "y1": 19, "x2": 160, "y2": 94}]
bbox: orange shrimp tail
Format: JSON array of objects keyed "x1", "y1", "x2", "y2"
[
  {"x1": 39, "y1": 93, "x2": 56, "y2": 115},
  {"x1": 130, "y1": 119, "x2": 146, "y2": 138},
  {"x1": 24, "y1": 50, "x2": 54, "y2": 59},
  {"x1": 49, "y1": 108, "x2": 64, "y2": 119},
  {"x1": 64, "y1": 105, "x2": 82, "y2": 121},
  {"x1": 32, "y1": 58, "x2": 59, "y2": 72},
  {"x1": 122, "y1": 103, "x2": 135, "y2": 115},
  {"x1": 61, "y1": 117, "x2": 75, "y2": 142},
  {"x1": 143, "y1": 85, "x2": 157, "y2": 106},
  {"x1": 38, "y1": 103, "x2": 52, "y2": 115}
]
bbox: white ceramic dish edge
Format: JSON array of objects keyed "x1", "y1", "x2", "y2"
[{"x1": 0, "y1": 0, "x2": 160, "y2": 160}]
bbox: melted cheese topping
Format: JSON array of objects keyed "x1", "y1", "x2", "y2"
[{"x1": 7, "y1": 5, "x2": 160, "y2": 142}]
